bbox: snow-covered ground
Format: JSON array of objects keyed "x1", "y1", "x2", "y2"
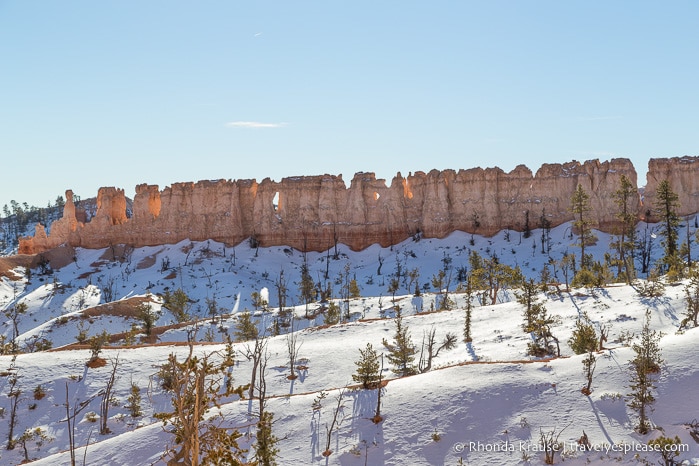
[{"x1": 0, "y1": 221, "x2": 698, "y2": 465}]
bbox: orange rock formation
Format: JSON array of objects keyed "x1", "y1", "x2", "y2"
[{"x1": 19, "y1": 157, "x2": 696, "y2": 255}]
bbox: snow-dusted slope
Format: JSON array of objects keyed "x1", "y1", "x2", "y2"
[{"x1": 0, "y1": 221, "x2": 698, "y2": 465}]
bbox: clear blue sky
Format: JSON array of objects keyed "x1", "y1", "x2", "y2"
[{"x1": 1, "y1": 1, "x2": 698, "y2": 209}]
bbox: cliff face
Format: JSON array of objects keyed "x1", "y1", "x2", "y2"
[
  {"x1": 643, "y1": 156, "x2": 699, "y2": 220},
  {"x1": 22, "y1": 156, "x2": 693, "y2": 255}
]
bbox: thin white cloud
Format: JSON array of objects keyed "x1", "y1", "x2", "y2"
[{"x1": 225, "y1": 121, "x2": 287, "y2": 129}]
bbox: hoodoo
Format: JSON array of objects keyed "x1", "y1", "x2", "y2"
[{"x1": 18, "y1": 157, "x2": 699, "y2": 255}]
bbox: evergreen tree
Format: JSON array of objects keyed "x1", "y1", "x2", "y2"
[
  {"x1": 126, "y1": 381, "x2": 142, "y2": 418},
  {"x1": 463, "y1": 274, "x2": 474, "y2": 343},
  {"x1": 299, "y1": 263, "x2": 315, "y2": 318},
  {"x1": 162, "y1": 288, "x2": 191, "y2": 323},
  {"x1": 539, "y1": 208, "x2": 552, "y2": 254},
  {"x1": 680, "y1": 269, "x2": 699, "y2": 330},
  {"x1": 352, "y1": 343, "x2": 381, "y2": 389},
  {"x1": 382, "y1": 309, "x2": 417, "y2": 376},
  {"x1": 569, "y1": 315, "x2": 599, "y2": 395},
  {"x1": 517, "y1": 278, "x2": 540, "y2": 333},
  {"x1": 388, "y1": 277, "x2": 400, "y2": 305},
  {"x1": 654, "y1": 179, "x2": 681, "y2": 275},
  {"x1": 559, "y1": 254, "x2": 576, "y2": 290},
  {"x1": 568, "y1": 315, "x2": 598, "y2": 354},
  {"x1": 581, "y1": 352, "x2": 597, "y2": 395},
  {"x1": 234, "y1": 312, "x2": 259, "y2": 341},
  {"x1": 17, "y1": 427, "x2": 54, "y2": 463},
  {"x1": 526, "y1": 304, "x2": 560, "y2": 357},
  {"x1": 254, "y1": 411, "x2": 279, "y2": 466},
  {"x1": 471, "y1": 251, "x2": 522, "y2": 305},
  {"x1": 570, "y1": 184, "x2": 595, "y2": 269},
  {"x1": 611, "y1": 174, "x2": 638, "y2": 282},
  {"x1": 349, "y1": 276, "x2": 361, "y2": 298},
  {"x1": 430, "y1": 269, "x2": 453, "y2": 310},
  {"x1": 324, "y1": 302, "x2": 341, "y2": 325},
  {"x1": 628, "y1": 310, "x2": 663, "y2": 434},
  {"x1": 155, "y1": 347, "x2": 246, "y2": 465},
  {"x1": 136, "y1": 302, "x2": 157, "y2": 337}
]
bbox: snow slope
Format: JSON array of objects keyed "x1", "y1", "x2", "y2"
[{"x1": 0, "y1": 221, "x2": 698, "y2": 465}]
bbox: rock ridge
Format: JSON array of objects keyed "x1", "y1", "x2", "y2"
[{"x1": 18, "y1": 157, "x2": 699, "y2": 255}]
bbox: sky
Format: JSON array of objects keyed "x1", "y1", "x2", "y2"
[{"x1": 1, "y1": 1, "x2": 698, "y2": 210}]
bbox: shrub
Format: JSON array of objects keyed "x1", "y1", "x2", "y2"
[
  {"x1": 33, "y1": 385, "x2": 46, "y2": 400},
  {"x1": 324, "y1": 302, "x2": 341, "y2": 325}
]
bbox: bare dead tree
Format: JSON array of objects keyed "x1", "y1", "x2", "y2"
[
  {"x1": 64, "y1": 382, "x2": 103, "y2": 466},
  {"x1": 253, "y1": 345, "x2": 279, "y2": 465},
  {"x1": 582, "y1": 352, "x2": 597, "y2": 395},
  {"x1": 286, "y1": 319, "x2": 303, "y2": 380},
  {"x1": 5, "y1": 357, "x2": 21, "y2": 450},
  {"x1": 598, "y1": 323, "x2": 610, "y2": 351},
  {"x1": 155, "y1": 342, "x2": 245, "y2": 466},
  {"x1": 100, "y1": 356, "x2": 120, "y2": 435},
  {"x1": 243, "y1": 335, "x2": 268, "y2": 416},
  {"x1": 3, "y1": 302, "x2": 27, "y2": 353},
  {"x1": 539, "y1": 422, "x2": 571, "y2": 465},
  {"x1": 418, "y1": 326, "x2": 457, "y2": 373},
  {"x1": 274, "y1": 269, "x2": 288, "y2": 313},
  {"x1": 322, "y1": 389, "x2": 346, "y2": 457},
  {"x1": 377, "y1": 254, "x2": 384, "y2": 276},
  {"x1": 373, "y1": 355, "x2": 384, "y2": 424},
  {"x1": 256, "y1": 346, "x2": 269, "y2": 420}
]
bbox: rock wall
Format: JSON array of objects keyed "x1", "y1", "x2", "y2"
[
  {"x1": 21, "y1": 157, "x2": 695, "y2": 255},
  {"x1": 643, "y1": 156, "x2": 699, "y2": 220}
]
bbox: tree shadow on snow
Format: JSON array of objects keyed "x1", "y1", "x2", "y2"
[{"x1": 341, "y1": 387, "x2": 386, "y2": 465}]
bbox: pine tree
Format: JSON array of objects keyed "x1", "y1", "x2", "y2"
[
  {"x1": 526, "y1": 304, "x2": 560, "y2": 357},
  {"x1": 463, "y1": 275, "x2": 474, "y2": 343},
  {"x1": 324, "y1": 302, "x2": 341, "y2": 325},
  {"x1": 382, "y1": 309, "x2": 417, "y2": 376},
  {"x1": 136, "y1": 302, "x2": 157, "y2": 337},
  {"x1": 299, "y1": 263, "x2": 316, "y2": 318},
  {"x1": 568, "y1": 316, "x2": 598, "y2": 354},
  {"x1": 155, "y1": 346, "x2": 247, "y2": 465},
  {"x1": 17, "y1": 427, "x2": 54, "y2": 463},
  {"x1": 680, "y1": 269, "x2": 699, "y2": 330},
  {"x1": 517, "y1": 278, "x2": 540, "y2": 333},
  {"x1": 255, "y1": 411, "x2": 279, "y2": 466},
  {"x1": 352, "y1": 343, "x2": 381, "y2": 389},
  {"x1": 349, "y1": 277, "x2": 361, "y2": 298},
  {"x1": 611, "y1": 174, "x2": 638, "y2": 282},
  {"x1": 388, "y1": 277, "x2": 400, "y2": 305},
  {"x1": 234, "y1": 312, "x2": 259, "y2": 341},
  {"x1": 570, "y1": 183, "x2": 595, "y2": 269},
  {"x1": 162, "y1": 288, "x2": 191, "y2": 323},
  {"x1": 654, "y1": 179, "x2": 681, "y2": 275},
  {"x1": 471, "y1": 251, "x2": 522, "y2": 305},
  {"x1": 628, "y1": 310, "x2": 663, "y2": 434},
  {"x1": 569, "y1": 314, "x2": 599, "y2": 395},
  {"x1": 126, "y1": 381, "x2": 142, "y2": 418}
]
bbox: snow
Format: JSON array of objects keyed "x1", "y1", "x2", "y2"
[{"x1": 0, "y1": 221, "x2": 698, "y2": 465}]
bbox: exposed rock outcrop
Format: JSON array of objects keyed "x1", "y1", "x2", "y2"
[
  {"x1": 19, "y1": 157, "x2": 695, "y2": 255},
  {"x1": 643, "y1": 156, "x2": 699, "y2": 220}
]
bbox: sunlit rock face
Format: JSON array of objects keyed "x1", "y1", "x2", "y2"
[
  {"x1": 21, "y1": 156, "x2": 696, "y2": 255},
  {"x1": 643, "y1": 156, "x2": 699, "y2": 221}
]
